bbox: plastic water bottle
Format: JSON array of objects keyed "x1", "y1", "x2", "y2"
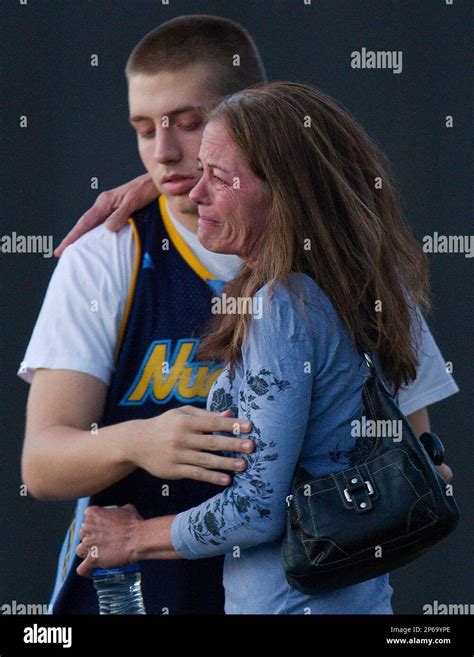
[
  {"x1": 90, "y1": 505, "x2": 146, "y2": 614},
  {"x1": 92, "y1": 564, "x2": 146, "y2": 614}
]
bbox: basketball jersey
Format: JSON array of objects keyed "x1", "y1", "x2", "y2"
[{"x1": 50, "y1": 196, "x2": 227, "y2": 614}]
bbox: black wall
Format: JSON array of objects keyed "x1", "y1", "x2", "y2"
[{"x1": 1, "y1": 0, "x2": 472, "y2": 613}]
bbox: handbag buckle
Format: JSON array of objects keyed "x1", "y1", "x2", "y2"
[{"x1": 343, "y1": 480, "x2": 374, "y2": 503}]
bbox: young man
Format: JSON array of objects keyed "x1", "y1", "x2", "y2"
[
  {"x1": 19, "y1": 16, "x2": 458, "y2": 614},
  {"x1": 19, "y1": 16, "x2": 265, "y2": 615}
]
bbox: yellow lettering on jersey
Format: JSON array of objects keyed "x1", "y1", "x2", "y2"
[
  {"x1": 177, "y1": 364, "x2": 222, "y2": 399},
  {"x1": 122, "y1": 339, "x2": 222, "y2": 405}
]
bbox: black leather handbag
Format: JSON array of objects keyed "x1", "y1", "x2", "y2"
[{"x1": 281, "y1": 351, "x2": 459, "y2": 595}]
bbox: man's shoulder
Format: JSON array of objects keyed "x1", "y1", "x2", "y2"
[
  {"x1": 62, "y1": 223, "x2": 133, "y2": 259},
  {"x1": 56, "y1": 223, "x2": 135, "y2": 297},
  {"x1": 58, "y1": 224, "x2": 135, "y2": 283}
]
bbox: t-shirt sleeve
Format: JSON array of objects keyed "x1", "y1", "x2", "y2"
[
  {"x1": 396, "y1": 308, "x2": 460, "y2": 416},
  {"x1": 17, "y1": 225, "x2": 134, "y2": 386},
  {"x1": 170, "y1": 283, "x2": 315, "y2": 559}
]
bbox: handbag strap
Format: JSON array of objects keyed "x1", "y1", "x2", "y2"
[
  {"x1": 355, "y1": 342, "x2": 397, "y2": 399},
  {"x1": 355, "y1": 342, "x2": 377, "y2": 375}
]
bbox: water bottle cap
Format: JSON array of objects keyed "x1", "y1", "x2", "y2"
[{"x1": 91, "y1": 563, "x2": 140, "y2": 576}]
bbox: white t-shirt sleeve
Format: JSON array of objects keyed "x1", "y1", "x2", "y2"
[
  {"x1": 17, "y1": 224, "x2": 134, "y2": 386},
  {"x1": 396, "y1": 309, "x2": 460, "y2": 416}
]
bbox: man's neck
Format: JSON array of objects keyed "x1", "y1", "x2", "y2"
[{"x1": 166, "y1": 197, "x2": 199, "y2": 234}]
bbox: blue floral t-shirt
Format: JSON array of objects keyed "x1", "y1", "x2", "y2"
[{"x1": 170, "y1": 273, "x2": 394, "y2": 614}]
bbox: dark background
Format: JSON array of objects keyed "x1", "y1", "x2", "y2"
[{"x1": 1, "y1": 0, "x2": 472, "y2": 614}]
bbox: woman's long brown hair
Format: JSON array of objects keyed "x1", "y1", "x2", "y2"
[{"x1": 197, "y1": 82, "x2": 430, "y2": 392}]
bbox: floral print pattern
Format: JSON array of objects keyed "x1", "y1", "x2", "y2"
[{"x1": 185, "y1": 366, "x2": 289, "y2": 546}]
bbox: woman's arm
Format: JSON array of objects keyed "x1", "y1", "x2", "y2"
[{"x1": 169, "y1": 290, "x2": 315, "y2": 559}]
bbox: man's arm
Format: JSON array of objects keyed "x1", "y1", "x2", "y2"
[
  {"x1": 406, "y1": 407, "x2": 430, "y2": 436},
  {"x1": 54, "y1": 174, "x2": 158, "y2": 257},
  {"x1": 22, "y1": 369, "x2": 134, "y2": 500},
  {"x1": 22, "y1": 369, "x2": 254, "y2": 501},
  {"x1": 397, "y1": 308, "x2": 459, "y2": 417}
]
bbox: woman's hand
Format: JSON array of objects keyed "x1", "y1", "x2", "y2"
[
  {"x1": 76, "y1": 505, "x2": 180, "y2": 577},
  {"x1": 76, "y1": 504, "x2": 143, "y2": 577}
]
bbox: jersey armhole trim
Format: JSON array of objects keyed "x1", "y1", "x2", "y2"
[
  {"x1": 159, "y1": 195, "x2": 216, "y2": 283},
  {"x1": 114, "y1": 217, "x2": 141, "y2": 363},
  {"x1": 61, "y1": 518, "x2": 75, "y2": 582}
]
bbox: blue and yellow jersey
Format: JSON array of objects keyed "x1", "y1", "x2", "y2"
[{"x1": 50, "y1": 197, "x2": 226, "y2": 614}]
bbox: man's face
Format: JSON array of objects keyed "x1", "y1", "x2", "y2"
[
  {"x1": 189, "y1": 120, "x2": 270, "y2": 261},
  {"x1": 128, "y1": 63, "x2": 220, "y2": 218}
]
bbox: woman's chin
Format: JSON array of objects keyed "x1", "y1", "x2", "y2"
[{"x1": 197, "y1": 229, "x2": 226, "y2": 254}]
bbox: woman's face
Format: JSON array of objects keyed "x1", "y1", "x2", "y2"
[{"x1": 189, "y1": 120, "x2": 270, "y2": 262}]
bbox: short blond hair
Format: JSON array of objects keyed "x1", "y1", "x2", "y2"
[{"x1": 125, "y1": 15, "x2": 267, "y2": 98}]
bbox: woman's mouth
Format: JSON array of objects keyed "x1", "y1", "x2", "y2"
[{"x1": 198, "y1": 215, "x2": 221, "y2": 227}]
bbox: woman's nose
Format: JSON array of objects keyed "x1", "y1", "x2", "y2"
[{"x1": 189, "y1": 175, "x2": 209, "y2": 204}]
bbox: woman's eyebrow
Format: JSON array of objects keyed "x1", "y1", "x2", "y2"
[{"x1": 196, "y1": 156, "x2": 230, "y2": 173}]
